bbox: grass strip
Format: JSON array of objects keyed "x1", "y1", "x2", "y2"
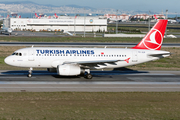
[{"x1": 0, "y1": 92, "x2": 179, "y2": 120}]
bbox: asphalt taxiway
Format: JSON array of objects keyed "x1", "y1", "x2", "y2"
[{"x1": 0, "y1": 70, "x2": 180, "y2": 92}]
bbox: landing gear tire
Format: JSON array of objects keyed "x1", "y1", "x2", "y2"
[
  {"x1": 85, "y1": 74, "x2": 93, "y2": 79},
  {"x1": 27, "y1": 74, "x2": 32, "y2": 78}
]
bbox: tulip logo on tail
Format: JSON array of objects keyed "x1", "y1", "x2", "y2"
[
  {"x1": 143, "y1": 29, "x2": 163, "y2": 50},
  {"x1": 132, "y1": 20, "x2": 168, "y2": 50}
]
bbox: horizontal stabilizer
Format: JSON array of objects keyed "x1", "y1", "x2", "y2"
[{"x1": 148, "y1": 53, "x2": 171, "y2": 57}]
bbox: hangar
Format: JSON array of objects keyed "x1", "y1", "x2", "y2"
[{"x1": 3, "y1": 16, "x2": 107, "y2": 32}]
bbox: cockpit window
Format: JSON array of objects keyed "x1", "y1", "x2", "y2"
[{"x1": 12, "y1": 52, "x2": 23, "y2": 56}]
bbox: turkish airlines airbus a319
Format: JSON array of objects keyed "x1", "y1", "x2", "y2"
[{"x1": 5, "y1": 19, "x2": 170, "y2": 79}]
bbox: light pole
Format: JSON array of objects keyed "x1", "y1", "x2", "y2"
[
  {"x1": 165, "y1": 9, "x2": 168, "y2": 37},
  {"x1": 116, "y1": 9, "x2": 118, "y2": 34},
  {"x1": 148, "y1": 11, "x2": 151, "y2": 31},
  {"x1": 74, "y1": 8, "x2": 76, "y2": 36},
  {"x1": 84, "y1": 8, "x2": 86, "y2": 37}
]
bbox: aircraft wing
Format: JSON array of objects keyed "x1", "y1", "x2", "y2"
[
  {"x1": 64, "y1": 59, "x2": 122, "y2": 64},
  {"x1": 0, "y1": 29, "x2": 6, "y2": 32},
  {"x1": 52, "y1": 58, "x2": 130, "y2": 68},
  {"x1": 63, "y1": 59, "x2": 123, "y2": 68}
]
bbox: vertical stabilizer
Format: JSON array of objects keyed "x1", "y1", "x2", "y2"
[{"x1": 132, "y1": 19, "x2": 168, "y2": 50}]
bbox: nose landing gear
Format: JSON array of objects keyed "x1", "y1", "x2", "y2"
[{"x1": 27, "y1": 67, "x2": 33, "y2": 78}]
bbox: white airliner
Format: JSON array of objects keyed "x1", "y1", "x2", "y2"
[
  {"x1": 4, "y1": 19, "x2": 170, "y2": 79},
  {"x1": 0, "y1": 24, "x2": 13, "y2": 35}
]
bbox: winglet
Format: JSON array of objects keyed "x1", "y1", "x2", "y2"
[
  {"x1": 55, "y1": 13, "x2": 58, "y2": 18},
  {"x1": 35, "y1": 13, "x2": 38, "y2": 18},
  {"x1": 154, "y1": 14, "x2": 158, "y2": 19},
  {"x1": 132, "y1": 19, "x2": 168, "y2": 50}
]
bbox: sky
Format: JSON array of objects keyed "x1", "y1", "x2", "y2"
[{"x1": 2, "y1": 0, "x2": 180, "y2": 13}]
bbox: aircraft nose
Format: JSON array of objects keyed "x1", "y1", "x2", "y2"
[{"x1": 4, "y1": 56, "x2": 11, "y2": 65}]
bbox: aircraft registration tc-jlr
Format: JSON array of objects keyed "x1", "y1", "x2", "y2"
[{"x1": 5, "y1": 19, "x2": 170, "y2": 79}]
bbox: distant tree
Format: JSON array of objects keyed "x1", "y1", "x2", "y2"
[
  {"x1": 158, "y1": 17, "x2": 164, "y2": 19},
  {"x1": 140, "y1": 18, "x2": 144, "y2": 21}
]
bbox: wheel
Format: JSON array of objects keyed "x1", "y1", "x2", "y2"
[
  {"x1": 27, "y1": 74, "x2": 32, "y2": 78},
  {"x1": 86, "y1": 74, "x2": 93, "y2": 79}
]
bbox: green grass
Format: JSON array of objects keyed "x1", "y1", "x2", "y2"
[
  {"x1": 1, "y1": 36, "x2": 180, "y2": 43},
  {"x1": 0, "y1": 92, "x2": 180, "y2": 120}
]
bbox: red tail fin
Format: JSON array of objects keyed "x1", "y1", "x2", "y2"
[
  {"x1": 132, "y1": 19, "x2": 168, "y2": 50},
  {"x1": 35, "y1": 13, "x2": 39, "y2": 18},
  {"x1": 55, "y1": 13, "x2": 58, "y2": 18}
]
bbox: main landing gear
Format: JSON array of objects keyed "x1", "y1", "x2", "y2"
[
  {"x1": 84, "y1": 69, "x2": 93, "y2": 79},
  {"x1": 27, "y1": 67, "x2": 33, "y2": 78},
  {"x1": 27, "y1": 67, "x2": 93, "y2": 79}
]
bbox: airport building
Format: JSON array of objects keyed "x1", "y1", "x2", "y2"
[{"x1": 3, "y1": 16, "x2": 107, "y2": 32}]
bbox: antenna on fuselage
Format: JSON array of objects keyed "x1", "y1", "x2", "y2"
[{"x1": 31, "y1": 45, "x2": 34, "y2": 48}]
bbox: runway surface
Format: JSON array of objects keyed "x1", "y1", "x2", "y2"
[
  {"x1": 0, "y1": 70, "x2": 180, "y2": 92},
  {"x1": 0, "y1": 42, "x2": 180, "y2": 47}
]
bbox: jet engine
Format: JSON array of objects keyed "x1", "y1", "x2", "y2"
[{"x1": 57, "y1": 64, "x2": 85, "y2": 76}]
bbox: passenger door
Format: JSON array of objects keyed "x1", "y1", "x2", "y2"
[
  {"x1": 132, "y1": 51, "x2": 138, "y2": 62},
  {"x1": 28, "y1": 48, "x2": 34, "y2": 61}
]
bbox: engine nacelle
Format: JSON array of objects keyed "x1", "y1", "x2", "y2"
[
  {"x1": 47, "y1": 68, "x2": 57, "y2": 72},
  {"x1": 57, "y1": 64, "x2": 84, "y2": 76}
]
